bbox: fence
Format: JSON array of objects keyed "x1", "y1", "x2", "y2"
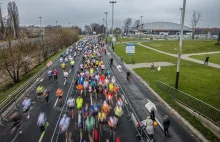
[{"x1": 156, "y1": 80, "x2": 220, "y2": 126}]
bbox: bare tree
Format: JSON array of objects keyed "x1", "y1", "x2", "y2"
[
  {"x1": 191, "y1": 11, "x2": 202, "y2": 39},
  {"x1": 124, "y1": 18, "x2": 132, "y2": 35},
  {"x1": 133, "y1": 20, "x2": 141, "y2": 30},
  {"x1": 8, "y1": 1, "x2": 20, "y2": 38}
]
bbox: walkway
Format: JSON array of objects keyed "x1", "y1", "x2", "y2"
[
  {"x1": 125, "y1": 62, "x2": 174, "y2": 70},
  {"x1": 138, "y1": 43, "x2": 220, "y2": 69}
]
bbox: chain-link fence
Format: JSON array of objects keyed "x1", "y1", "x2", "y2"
[{"x1": 156, "y1": 80, "x2": 220, "y2": 126}]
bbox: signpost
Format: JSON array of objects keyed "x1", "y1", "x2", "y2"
[{"x1": 126, "y1": 44, "x2": 135, "y2": 63}]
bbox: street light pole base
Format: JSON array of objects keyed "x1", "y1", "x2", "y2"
[{"x1": 175, "y1": 72, "x2": 180, "y2": 89}]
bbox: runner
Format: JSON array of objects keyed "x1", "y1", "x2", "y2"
[
  {"x1": 64, "y1": 70, "x2": 69, "y2": 80},
  {"x1": 22, "y1": 95, "x2": 31, "y2": 119},
  {"x1": 56, "y1": 88, "x2": 63, "y2": 104},
  {"x1": 53, "y1": 68, "x2": 58, "y2": 81},
  {"x1": 67, "y1": 96, "x2": 75, "y2": 119},
  {"x1": 37, "y1": 110, "x2": 47, "y2": 134},
  {"x1": 9, "y1": 112, "x2": 22, "y2": 134},
  {"x1": 70, "y1": 60, "x2": 75, "y2": 69},
  {"x1": 59, "y1": 114, "x2": 70, "y2": 140}
]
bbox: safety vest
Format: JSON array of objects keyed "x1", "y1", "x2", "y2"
[
  {"x1": 70, "y1": 60, "x2": 75, "y2": 65},
  {"x1": 90, "y1": 68, "x2": 94, "y2": 74},
  {"x1": 109, "y1": 83, "x2": 114, "y2": 91},
  {"x1": 37, "y1": 86, "x2": 44, "y2": 92},
  {"x1": 115, "y1": 107, "x2": 122, "y2": 117}
]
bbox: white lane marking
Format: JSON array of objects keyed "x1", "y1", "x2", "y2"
[
  {"x1": 54, "y1": 98, "x2": 58, "y2": 107},
  {"x1": 51, "y1": 50, "x2": 83, "y2": 142},
  {"x1": 117, "y1": 65, "x2": 122, "y2": 73},
  {"x1": 69, "y1": 69, "x2": 71, "y2": 73},
  {"x1": 63, "y1": 80, "x2": 67, "y2": 85}
]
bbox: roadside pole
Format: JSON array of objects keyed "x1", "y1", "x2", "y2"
[{"x1": 175, "y1": 0, "x2": 186, "y2": 89}]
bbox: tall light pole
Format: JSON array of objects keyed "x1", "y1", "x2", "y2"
[
  {"x1": 38, "y1": 17, "x2": 43, "y2": 41},
  {"x1": 56, "y1": 21, "x2": 58, "y2": 34},
  {"x1": 109, "y1": 1, "x2": 116, "y2": 36},
  {"x1": 102, "y1": 18, "x2": 105, "y2": 35},
  {"x1": 104, "y1": 12, "x2": 108, "y2": 38},
  {"x1": 175, "y1": 0, "x2": 186, "y2": 89},
  {"x1": 69, "y1": 23, "x2": 71, "y2": 28},
  {"x1": 140, "y1": 16, "x2": 143, "y2": 38}
]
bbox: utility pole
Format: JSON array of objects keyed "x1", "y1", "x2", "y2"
[
  {"x1": 140, "y1": 16, "x2": 143, "y2": 38},
  {"x1": 69, "y1": 23, "x2": 70, "y2": 28},
  {"x1": 103, "y1": 18, "x2": 105, "y2": 35},
  {"x1": 104, "y1": 12, "x2": 108, "y2": 38},
  {"x1": 56, "y1": 21, "x2": 58, "y2": 34},
  {"x1": 109, "y1": 1, "x2": 116, "y2": 36},
  {"x1": 175, "y1": 0, "x2": 186, "y2": 89},
  {"x1": 38, "y1": 17, "x2": 43, "y2": 41}
]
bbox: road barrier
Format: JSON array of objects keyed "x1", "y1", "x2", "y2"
[{"x1": 156, "y1": 80, "x2": 220, "y2": 127}]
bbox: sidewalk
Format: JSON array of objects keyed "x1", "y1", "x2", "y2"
[
  {"x1": 138, "y1": 43, "x2": 220, "y2": 69},
  {"x1": 126, "y1": 62, "x2": 174, "y2": 70}
]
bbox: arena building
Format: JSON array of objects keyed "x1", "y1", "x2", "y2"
[{"x1": 142, "y1": 21, "x2": 192, "y2": 35}]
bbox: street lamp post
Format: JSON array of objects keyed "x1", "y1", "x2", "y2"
[
  {"x1": 103, "y1": 18, "x2": 105, "y2": 35},
  {"x1": 38, "y1": 17, "x2": 43, "y2": 42},
  {"x1": 175, "y1": 0, "x2": 186, "y2": 89},
  {"x1": 109, "y1": 1, "x2": 116, "y2": 36},
  {"x1": 56, "y1": 21, "x2": 58, "y2": 34},
  {"x1": 104, "y1": 12, "x2": 108, "y2": 42},
  {"x1": 140, "y1": 16, "x2": 143, "y2": 38}
]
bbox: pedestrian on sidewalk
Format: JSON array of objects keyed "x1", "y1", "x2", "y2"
[
  {"x1": 204, "y1": 56, "x2": 209, "y2": 65},
  {"x1": 163, "y1": 115, "x2": 170, "y2": 138},
  {"x1": 151, "y1": 62, "x2": 154, "y2": 72},
  {"x1": 146, "y1": 116, "x2": 154, "y2": 141},
  {"x1": 132, "y1": 59, "x2": 135, "y2": 65}
]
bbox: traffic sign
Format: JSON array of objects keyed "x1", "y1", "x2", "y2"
[{"x1": 126, "y1": 44, "x2": 135, "y2": 53}]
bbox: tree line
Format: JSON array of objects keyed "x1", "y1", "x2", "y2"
[{"x1": 0, "y1": 2, "x2": 79, "y2": 86}]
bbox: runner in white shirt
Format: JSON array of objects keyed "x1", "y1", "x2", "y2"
[
  {"x1": 65, "y1": 57, "x2": 68, "y2": 63},
  {"x1": 105, "y1": 78, "x2": 109, "y2": 84},
  {"x1": 59, "y1": 114, "x2": 70, "y2": 135},
  {"x1": 37, "y1": 111, "x2": 47, "y2": 133},
  {"x1": 67, "y1": 96, "x2": 75, "y2": 109},
  {"x1": 64, "y1": 71, "x2": 69, "y2": 80},
  {"x1": 101, "y1": 64, "x2": 105, "y2": 71},
  {"x1": 60, "y1": 57, "x2": 63, "y2": 64},
  {"x1": 83, "y1": 80, "x2": 89, "y2": 96},
  {"x1": 22, "y1": 96, "x2": 31, "y2": 119}
]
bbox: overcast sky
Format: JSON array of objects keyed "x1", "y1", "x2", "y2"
[{"x1": 1, "y1": 0, "x2": 219, "y2": 29}]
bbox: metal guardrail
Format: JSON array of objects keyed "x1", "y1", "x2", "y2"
[
  {"x1": 156, "y1": 80, "x2": 220, "y2": 126},
  {"x1": 0, "y1": 42, "x2": 79, "y2": 124}
]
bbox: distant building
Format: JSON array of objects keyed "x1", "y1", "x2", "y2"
[{"x1": 142, "y1": 21, "x2": 192, "y2": 35}]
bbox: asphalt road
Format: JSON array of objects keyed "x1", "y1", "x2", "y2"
[{"x1": 0, "y1": 41, "x2": 140, "y2": 142}]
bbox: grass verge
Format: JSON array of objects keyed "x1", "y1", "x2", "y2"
[
  {"x1": 190, "y1": 53, "x2": 220, "y2": 65},
  {"x1": 142, "y1": 40, "x2": 220, "y2": 54},
  {"x1": 114, "y1": 43, "x2": 177, "y2": 64},
  {"x1": 0, "y1": 47, "x2": 67, "y2": 103}
]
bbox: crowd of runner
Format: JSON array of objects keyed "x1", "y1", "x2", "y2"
[{"x1": 8, "y1": 35, "x2": 123, "y2": 142}]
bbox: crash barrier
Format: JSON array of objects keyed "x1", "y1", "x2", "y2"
[
  {"x1": 101, "y1": 49, "x2": 150, "y2": 142},
  {"x1": 156, "y1": 80, "x2": 220, "y2": 127},
  {"x1": 0, "y1": 42, "x2": 80, "y2": 124}
]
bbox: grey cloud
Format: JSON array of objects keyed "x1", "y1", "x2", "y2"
[{"x1": 0, "y1": 0, "x2": 219, "y2": 29}]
